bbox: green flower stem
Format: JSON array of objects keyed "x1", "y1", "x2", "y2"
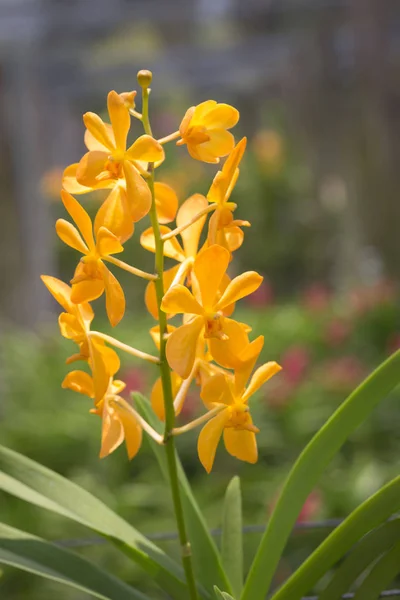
[{"x1": 140, "y1": 81, "x2": 199, "y2": 600}]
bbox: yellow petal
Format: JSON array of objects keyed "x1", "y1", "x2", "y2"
[
  {"x1": 91, "y1": 338, "x2": 120, "y2": 377},
  {"x1": 83, "y1": 112, "x2": 115, "y2": 151},
  {"x1": 177, "y1": 194, "x2": 208, "y2": 258},
  {"x1": 96, "y1": 226, "x2": 124, "y2": 257},
  {"x1": 41, "y1": 275, "x2": 72, "y2": 312},
  {"x1": 199, "y1": 129, "x2": 235, "y2": 160},
  {"x1": 99, "y1": 402, "x2": 124, "y2": 458},
  {"x1": 145, "y1": 265, "x2": 181, "y2": 319},
  {"x1": 107, "y1": 90, "x2": 130, "y2": 151},
  {"x1": 166, "y1": 316, "x2": 204, "y2": 378},
  {"x1": 200, "y1": 373, "x2": 233, "y2": 410},
  {"x1": 140, "y1": 226, "x2": 185, "y2": 261},
  {"x1": 151, "y1": 372, "x2": 182, "y2": 421},
  {"x1": 125, "y1": 134, "x2": 164, "y2": 163},
  {"x1": 223, "y1": 426, "x2": 258, "y2": 464},
  {"x1": 188, "y1": 142, "x2": 219, "y2": 164},
  {"x1": 208, "y1": 317, "x2": 250, "y2": 370},
  {"x1": 179, "y1": 106, "x2": 195, "y2": 136},
  {"x1": 191, "y1": 100, "x2": 217, "y2": 125},
  {"x1": 89, "y1": 339, "x2": 114, "y2": 404},
  {"x1": 242, "y1": 362, "x2": 282, "y2": 403},
  {"x1": 84, "y1": 123, "x2": 115, "y2": 152},
  {"x1": 216, "y1": 271, "x2": 263, "y2": 311},
  {"x1": 154, "y1": 182, "x2": 178, "y2": 224},
  {"x1": 56, "y1": 219, "x2": 88, "y2": 254},
  {"x1": 197, "y1": 409, "x2": 229, "y2": 473},
  {"x1": 61, "y1": 190, "x2": 95, "y2": 250},
  {"x1": 71, "y1": 276, "x2": 104, "y2": 304},
  {"x1": 58, "y1": 312, "x2": 84, "y2": 341},
  {"x1": 224, "y1": 225, "x2": 245, "y2": 253},
  {"x1": 149, "y1": 324, "x2": 176, "y2": 350},
  {"x1": 123, "y1": 161, "x2": 151, "y2": 222},
  {"x1": 192, "y1": 245, "x2": 230, "y2": 311},
  {"x1": 94, "y1": 185, "x2": 134, "y2": 244},
  {"x1": 234, "y1": 335, "x2": 264, "y2": 395},
  {"x1": 98, "y1": 262, "x2": 125, "y2": 327},
  {"x1": 116, "y1": 403, "x2": 143, "y2": 460},
  {"x1": 161, "y1": 285, "x2": 203, "y2": 316},
  {"x1": 62, "y1": 163, "x2": 111, "y2": 195},
  {"x1": 119, "y1": 90, "x2": 137, "y2": 110},
  {"x1": 76, "y1": 151, "x2": 109, "y2": 188},
  {"x1": 62, "y1": 370, "x2": 94, "y2": 398},
  {"x1": 202, "y1": 104, "x2": 239, "y2": 129}
]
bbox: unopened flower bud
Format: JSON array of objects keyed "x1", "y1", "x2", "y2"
[{"x1": 137, "y1": 70, "x2": 152, "y2": 89}]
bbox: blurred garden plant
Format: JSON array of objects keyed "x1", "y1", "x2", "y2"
[{"x1": 1, "y1": 70, "x2": 400, "y2": 600}]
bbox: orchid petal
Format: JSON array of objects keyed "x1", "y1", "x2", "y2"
[
  {"x1": 197, "y1": 409, "x2": 229, "y2": 473},
  {"x1": 56, "y1": 219, "x2": 88, "y2": 254},
  {"x1": 151, "y1": 372, "x2": 183, "y2": 421},
  {"x1": 83, "y1": 112, "x2": 115, "y2": 151},
  {"x1": 208, "y1": 317, "x2": 250, "y2": 370},
  {"x1": 99, "y1": 262, "x2": 125, "y2": 327},
  {"x1": 94, "y1": 185, "x2": 134, "y2": 244},
  {"x1": 166, "y1": 316, "x2": 204, "y2": 378},
  {"x1": 84, "y1": 123, "x2": 115, "y2": 152},
  {"x1": 177, "y1": 194, "x2": 208, "y2": 258},
  {"x1": 192, "y1": 244, "x2": 230, "y2": 311},
  {"x1": 215, "y1": 271, "x2": 263, "y2": 311},
  {"x1": 125, "y1": 134, "x2": 164, "y2": 163},
  {"x1": 107, "y1": 90, "x2": 130, "y2": 151},
  {"x1": 242, "y1": 362, "x2": 282, "y2": 403},
  {"x1": 62, "y1": 370, "x2": 94, "y2": 398},
  {"x1": 76, "y1": 151, "x2": 109, "y2": 188},
  {"x1": 96, "y1": 226, "x2": 124, "y2": 257},
  {"x1": 161, "y1": 285, "x2": 203, "y2": 316},
  {"x1": 200, "y1": 373, "x2": 233, "y2": 410},
  {"x1": 141, "y1": 226, "x2": 185, "y2": 261},
  {"x1": 99, "y1": 402, "x2": 124, "y2": 458},
  {"x1": 60, "y1": 190, "x2": 95, "y2": 250},
  {"x1": 154, "y1": 182, "x2": 178, "y2": 224},
  {"x1": 223, "y1": 426, "x2": 258, "y2": 464},
  {"x1": 202, "y1": 104, "x2": 239, "y2": 129},
  {"x1": 123, "y1": 161, "x2": 151, "y2": 222},
  {"x1": 41, "y1": 275, "x2": 73, "y2": 312}
]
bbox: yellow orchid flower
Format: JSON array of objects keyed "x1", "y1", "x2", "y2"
[
  {"x1": 207, "y1": 137, "x2": 250, "y2": 253},
  {"x1": 141, "y1": 194, "x2": 209, "y2": 319},
  {"x1": 63, "y1": 371, "x2": 143, "y2": 460},
  {"x1": 161, "y1": 245, "x2": 263, "y2": 378},
  {"x1": 198, "y1": 345, "x2": 282, "y2": 472},
  {"x1": 41, "y1": 274, "x2": 120, "y2": 402},
  {"x1": 41, "y1": 274, "x2": 93, "y2": 363},
  {"x1": 56, "y1": 190, "x2": 126, "y2": 327},
  {"x1": 62, "y1": 90, "x2": 164, "y2": 222},
  {"x1": 177, "y1": 100, "x2": 239, "y2": 164}
]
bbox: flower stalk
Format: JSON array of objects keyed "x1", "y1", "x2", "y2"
[{"x1": 139, "y1": 72, "x2": 200, "y2": 600}]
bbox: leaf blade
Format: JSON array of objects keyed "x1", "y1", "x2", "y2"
[
  {"x1": 241, "y1": 349, "x2": 400, "y2": 600},
  {"x1": 0, "y1": 522, "x2": 148, "y2": 600},
  {"x1": 221, "y1": 477, "x2": 243, "y2": 598},
  {"x1": 0, "y1": 444, "x2": 187, "y2": 599}
]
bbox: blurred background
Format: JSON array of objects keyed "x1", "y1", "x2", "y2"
[{"x1": 1, "y1": 0, "x2": 400, "y2": 598}]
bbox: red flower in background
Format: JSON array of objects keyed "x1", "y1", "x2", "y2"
[
  {"x1": 302, "y1": 284, "x2": 331, "y2": 312},
  {"x1": 281, "y1": 345, "x2": 309, "y2": 385},
  {"x1": 325, "y1": 318, "x2": 352, "y2": 347},
  {"x1": 121, "y1": 366, "x2": 147, "y2": 397},
  {"x1": 321, "y1": 356, "x2": 367, "y2": 391}
]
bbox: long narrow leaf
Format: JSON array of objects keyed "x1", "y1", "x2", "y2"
[
  {"x1": 0, "y1": 444, "x2": 187, "y2": 599},
  {"x1": 134, "y1": 393, "x2": 231, "y2": 597},
  {"x1": 320, "y1": 520, "x2": 400, "y2": 600},
  {"x1": 353, "y1": 540, "x2": 400, "y2": 600},
  {"x1": 221, "y1": 477, "x2": 243, "y2": 598},
  {"x1": 241, "y1": 349, "x2": 400, "y2": 600},
  {"x1": 214, "y1": 586, "x2": 236, "y2": 600},
  {"x1": 271, "y1": 476, "x2": 400, "y2": 600},
  {"x1": 0, "y1": 522, "x2": 148, "y2": 600}
]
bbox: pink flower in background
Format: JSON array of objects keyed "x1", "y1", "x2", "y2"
[
  {"x1": 121, "y1": 366, "x2": 147, "y2": 397},
  {"x1": 349, "y1": 279, "x2": 397, "y2": 316},
  {"x1": 245, "y1": 278, "x2": 274, "y2": 308},
  {"x1": 269, "y1": 489, "x2": 322, "y2": 523},
  {"x1": 297, "y1": 490, "x2": 322, "y2": 523},
  {"x1": 325, "y1": 318, "x2": 352, "y2": 347},
  {"x1": 266, "y1": 379, "x2": 295, "y2": 409},
  {"x1": 302, "y1": 284, "x2": 331, "y2": 312},
  {"x1": 281, "y1": 345, "x2": 309, "y2": 385},
  {"x1": 321, "y1": 356, "x2": 367, "y2": 391},
  {"x1": 179, "y1": 391, "x2": 198, "y2": 420}
]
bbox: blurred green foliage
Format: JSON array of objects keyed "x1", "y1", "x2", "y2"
[{"x1": 1, "y1": 277, "x2": 399, "y2": 598}]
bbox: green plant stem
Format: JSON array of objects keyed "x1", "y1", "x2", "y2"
[{"x1": 141, "y1": 84, "x2": 199, "y2": 600}]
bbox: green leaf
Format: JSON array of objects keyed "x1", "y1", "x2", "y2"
[
  {"x1": 241, "y1": 349, "x2": 400, "y2": 600},
  {"x1": 353, "y1": 540, "x2": 400, "y2": 600},
  {"x1": 221, "y1": 477, "x2": 243, "y2": 598},
  {"x1": 0, "y1": 522, "x2": 148, "y2": 600},
  {"x1": 0, "y1": 444, "x2": 187, "y2": 599},
  {"x1": 319, "y1": 519, "x2": 400, "y2": 600},
  {"x1": 214, "y1": 585, "x2": 236, "y2": 600},
  {"x1": 134, "y1": 393, "x2": 231, "y2": 597},
  {"x1": 270, "y1": 476, "x2": 400, "y2": 600}
]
